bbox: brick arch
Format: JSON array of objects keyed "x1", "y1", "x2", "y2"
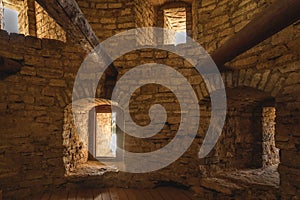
[
  {"x1": 62, "y1": 98, "x2": 119, "y2": 174},
  {"x1": 222, "y1": 69, "x2": 287, "y2": 98},
  {"x1": 196, "y1": 69, "x2": 298, "y2": 189},
  {"x1": 196, "y1": 68, "x2": 287, "y2": 102},
  {"x1": 160, "y1": 1, "x2": 191, "y2": 10},
  {"x1": 149, "y1": 0, "x2": 193, "y2": 7}
]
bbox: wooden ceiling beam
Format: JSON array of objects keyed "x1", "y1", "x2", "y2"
[
  {"x1": 35, "y1": 0, "x2": 117, "y2": 76},
  {"x1": 211, "y1": 0, "x2": 300, "y2": 71},
  {"x1": 35, "y1": 0, "x2": 98, "y2": 50}
]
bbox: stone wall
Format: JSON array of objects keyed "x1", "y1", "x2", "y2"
[
  {"x1": 117, "y1": 54, "x2": 202, "y2": 185},
  {"x1": 156, "y1": 1, "x2": 194, "y2": 42},
  {"x1": 198, "y1": 88, "x2": 278, "y2": 176},
  {"x1": 77, "y1": 0, "x2": 156, "y2": 45},
  {"x1": 1, "y1": 0, "x2": 64, "y2": 40},
  {"x1": 0, "y1": 30, "x2": 85, "y2": 199},
  {"x1": 276, "y1": 74, "x2": 300, "y2": 199},
  {"x1": 277, "y1": 104, "x2": 300, "y2": 199},
  {"x1": 0, "y1": 0, "x2": 299, "y2": 199},
  {"x1": 17, "y1": 0, "x2": 37, "y2": 36},
  {"x1": 215, "y1": 107, "x2": 263, "y2": 169},
  {"x1": 196, "y1": 0, "x2": 300, "y2": 198},
  {"x1": 35, "y1": 2, "x2": 66, "y2": 42},
  {"x1": 1, "y1": 0, "x2": 37, "y2": 36},
  {"x1": 196, "y1": 0, "x2": 275, "y2": 52},
  {"x1": 0, "y1": 0, "x2": 3, "y2": 29},
  {"x1": 76, "y1": 0, "x2": 136, "y2": 42},
  {"x1": 61, "y1": 48, "x2": 204, "y2": 186},
  {"x1": 63, "y1": 99, "x2": 118, "y2": 175},
  {"x1": 18, "y1": 0, "x2": 29, "y2": 35},
  {"x1": 262, "y1": 107, "x2": 279, "y2": 167},
  {"x1": 24, "y1": 0, "x2": 37, "y2": 37},
  {"x1": 135, "y1": 0, "x2": 155, "y2": 45},
  {"x1": 63, "y1": 104, "x2": 87, "y2": 174}
]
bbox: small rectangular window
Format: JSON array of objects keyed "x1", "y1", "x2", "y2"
[
  {"x1": 164, "y1": 7, "x2": 187, "y2": 45},
  {"x1": 3, "y1": 7, "x2": 19, "y2": 33},
  {"x1": 89, "y1": 105, "x2": 124, "y2": 162},
  {"x1": 95, "y1": 112, "x2": 117, "y2": 158}
]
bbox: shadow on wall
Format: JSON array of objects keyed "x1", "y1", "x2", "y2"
[{"x1": 199, "y1": 86, "x2": 280, "y2": 176}]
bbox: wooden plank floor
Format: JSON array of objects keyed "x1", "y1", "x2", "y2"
[{"x1": 37, "y1": 187, "x2": 194, "y2": 200}]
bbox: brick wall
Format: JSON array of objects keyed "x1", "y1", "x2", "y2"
[
  {"x1": 156, "y1": 1, "x2": 194, "y2": 43},
  {"x1": 196, "y1": 0, "x2": 300, "y2": 198},
  {"x1": 1, "y1": 0, "x2": 65, "y2": 41},
  {"x1": 135, "y1": 0, "x2": 155, "y2": 45},
  {"x1": 197, "y1": 0, "x2": 275, "y2": 52},
  {"x1": 77, "y1": 0, "x2": 136, "y2": 42},
  {"x1": 0, "y1": 0, "x2": 3, "y2": 29},
  {"x1": 0, "y1": 0, "x2": 299, "y2": 199},
  {"x1": 262, "y1": 107, "x2": 279, "y2": 167},
  {"x1": 24, "y1": 0, "x2": 37, "y2": 37},
  {"x1": 35, "y1": 2, "x2": 66, "y2": 42},
  {"x1": 0, "y1": 30, "x2": 85, "y2": 199}
]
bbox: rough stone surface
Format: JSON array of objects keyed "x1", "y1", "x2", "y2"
[
  {"x1": 196, "y1": 166, "x2": 280, "y2": 199},
  {"x1": 0, "y1": 0, "x2": 66, "y2": 41},
  {"x1": 0, "y1": 0, "x2": 299, "y2": 199},
  {"x1": 262, "y1": 107, "x2": 280, "y2": 167},
  {"x1": 35, "y1": 2, "x2": 66, "y2": 42}
]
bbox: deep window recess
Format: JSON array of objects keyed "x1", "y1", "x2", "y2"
[
  {"x1": 3, "y1": 6, "x2": 19, "y2": 33},
  {"x1": 163, "y1": 7, "x2": 187, "y2": 45},
  {"x1": 89, "y1": 105, "x2": 124, "y2": 161},
  {"x1": 262, "y1": 107, "x2": 279, "y2": 167}
]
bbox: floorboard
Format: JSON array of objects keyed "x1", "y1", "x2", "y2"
[
  {"x1": 66, "y1": 189, "x2": 77, "y2": 200},
  {"x1": 92, "y1": 188, "x2": 103, "y2": 200},
  {"x1": 37, "y1": 187, "x2": 193, "y2": 200},
  {"x1": 77, "y1": 188, "x2": 94, "y2": 199},
  {"x1": 131, "y1": 189, "x2": 145, "y2": 200},
  {"x1": 101, "y1": 188, "x2": 112, "y2": 200},
  {"x1": 40, "y1": 192, "x2": 51, "y2": 200},
  {"x1": 143, "y1": 189, "x2": 157, "y2": 200},
  {"x1": 109, "y1": 188, "x2": 120, "y2": 200},
  {"x1": 123, "y1": 189, "x2": 138, "y2": 200},
  {"x1": 114, "y1": 188, "x2": 129, "y2": 200},
  {"x1": 49, "y1": 189, "x2": 68, "y2": 200},
  {"x1": 148, "y1": 189, "x2": 164, "y2": 200}
]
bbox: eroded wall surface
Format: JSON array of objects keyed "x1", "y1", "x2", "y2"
[{"x1": 0, "y1": 0, "x2": 299, "y2": 199}]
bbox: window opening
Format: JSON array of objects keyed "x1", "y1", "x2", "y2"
[
  {"x1": 163, "y1": 7, "x2": 187, "y2": 45},
  {"x1": 3, "y1": 6, "x2": 18, "y2": 33},
  {"x1": 95, "y1": 111, "x2": 117, "y2": 158},
  {"x1": 262, "y1": 107, "x2": 280, "y2": 167},
  {"x1": 89, "y1": 105, "x2": 124, "y2": 162}
]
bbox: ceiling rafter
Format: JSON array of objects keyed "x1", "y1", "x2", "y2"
[
  {"x1": 35, "y1": 0, "x2": 98, "y2": 50},
  {"x1": 211, "y1": 0, "x2": 300, "y2": 71},
  {"x1": 35, "y1": 0, "x2": 117, "y2": 76}
]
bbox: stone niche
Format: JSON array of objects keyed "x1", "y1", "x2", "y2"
[
  {"x1": 63, "y1": 98, "x2": 123, "y2": 176},
  {"x1": 201, "y1": 87, "x2": 280, "y2": 174},
  {"x1": 156, "y1": 1, "x2": 194, "y2": 44}
]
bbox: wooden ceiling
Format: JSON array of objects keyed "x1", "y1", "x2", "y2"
[{"x1": 148, "y1": 0, "x2": 193, "y2": 6}]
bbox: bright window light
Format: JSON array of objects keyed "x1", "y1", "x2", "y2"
[{"x1": 3, "y1": 7, "x2": 19, "y2": 33}]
